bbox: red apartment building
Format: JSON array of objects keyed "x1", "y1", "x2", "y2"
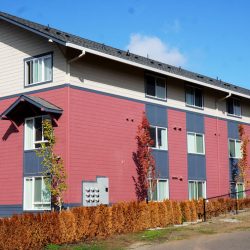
[{"x1": 0, "y1": 12, "x2": 250, "y2": 216}]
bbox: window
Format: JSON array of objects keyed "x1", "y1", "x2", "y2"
[
  {"x1": 152, "y1": 179, "x2": 169, "y2": 201},
  {"x1": 229, "y1": 139, "x2": 242, "y2": 158},
  {"x1": 24, "y1": 176, "x2": 51, "y2": 210},
  {"x1": 25, "y1": 53, "x2": 52, "y2": 86},
  {"x1": 25, "y1": 116, "x2": 50, "y2": 150},
  {"x1": 188, "y1": 181, "x2": 206, "y2": 200},
  {"x1": 149, "y1": 126, "x2": 168, "y2": 150},
  {"x1": 187, "y1": 132, "x2": 205, "y2": 154},
  {"x1": 186, "y1": 86, "x2": 203, "y2": 108},
  {"x1": 145, "y1": 75, "x2": 167, "y2": 100},
  {"x1": 227, "y1": 98, "x2": 241, "y2": 117},
  {"x1": 230, "y1": 182, "x2": 245, "y2": 199}
]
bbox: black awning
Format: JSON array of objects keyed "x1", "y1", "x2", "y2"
[{"x1": 0, "y1": 95, "x2": 63, "y2": 125}]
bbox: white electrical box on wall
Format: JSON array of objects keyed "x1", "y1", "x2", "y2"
[{"x1": 82, "y1": 176, "x2": 109, "y2": 206}]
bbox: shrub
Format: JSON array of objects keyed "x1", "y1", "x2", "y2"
[
  {"x1": 180, "y1": 201, "x2": 191, "y2": 222},
  {"x1": 189, "y1": 200, "x2": 198, "y2": 222},
  {"x1": 0, "y1": 197, "x2": 250, "y2": 249},
  {"x1": 172, "y1": 201, "x2": 182, "y2": 225},
  {"x1": 164, "y1": 200, "x2": 174, "y2": 226}
]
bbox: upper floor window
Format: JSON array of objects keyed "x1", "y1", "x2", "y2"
[
  {"x1": 145, "y1": 75, "x2": 167, "y2": 100},
  {"x1": 185, "y1": 86, "x2": 203, "y2": 108},
  {"x1": 187, "y1": 132, "x2": 205, "y2": 154},
  {"x1": 188, "y1": 180, "x2": 206, "y2": 200},
  {"x1": 25, "y1": 53, "x2": 52, "y2": 86},
  {"x1": 25, "y1": 116, "x2": 50, "y2": 150},
  {"x1": 229, "y1": 139, "x2": 242, "y2": 158},
  {"x1": 227, "y1": 98, "x2": 241, "y2": 117},
  {"x1": 149, "y1": 126, "x2": 168, "y2": 150}
]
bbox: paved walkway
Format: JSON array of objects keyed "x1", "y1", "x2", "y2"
[{"x1": 136, "y1": 231, "x2": 250, "y2": 250}]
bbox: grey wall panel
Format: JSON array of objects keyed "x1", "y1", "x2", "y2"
[
  {"x1": 188, "y1": 154, "x2": 206, "y2": 180},
  {"x1": 186, "y1": 112, "x2": 204, "y2": 133},
  {"x1": 152, "y1": 150, "x2": 169, "y2": 178},
  {"x1": 0, "y1": 205, "x2": 22, "y2": 217},
  {"x1": 146, "y1": 104, "x2": 167, "y2": 127},
  {"x1": 24, "y1": 151, "x2": 43, "y2": 176},
  {"x1": 228, "y1": 121, "x2": 239, "y2": 139},
  {"x1": 229, "y1": 158, "x2": 241, "y2": 182}
]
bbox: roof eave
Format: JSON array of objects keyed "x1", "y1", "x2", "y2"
[
  {"x1": 0, "y1": 15, "x2": 67, "y2": 46},
  {"x1": 1, "y1": 13, "x2": 249, "y2": 100},
  {"x1": 66, "y1": 42, "x2": 250, "y2": 100}
]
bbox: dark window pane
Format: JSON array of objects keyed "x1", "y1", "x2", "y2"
[
  {"x1": 237, "y1": 183, "x2": 244, "y2": 199},
  {"x1": 234, "y1": 99, "x2": 241, "y2": 116},
  {"x1": 195, "y1": 89, "x2": 203, "y2": 107},
  {"x1": 27, "y1": 61, "x2": 33, "y2": 85},
  {"x1": 198, "y1": 182, "x2": 203, "y2": 198},
  {"x1": 157, "y1": 128, "x2": 167, "y2": 149},
  {"x1": 156, "y1": 78, "x2": 166, "y2": 99},
  {"x1": 35, "y1": 117, "x2": 43, "y2": 141},
  {"x1": 229, "y1": 140, "x2": 235, "y2": 158},
  {"x1": 227, "y1": 99, "x2": 234, "y2": 114},
  {"x1": 34, "y1": 177, "x2": 42, "y2": 202},
  {"x1": 186, "y1": 87, "x2": 194, "y2": 106},
  {"x1": 196, "y1": 134, "x2": 204, "y2": 154},
  {"x1": 146, "y1": 76, "x2": 155, "y2": 97},
  {"x1": 149, "y1": 127, "x2": 156, "y2": 147}
]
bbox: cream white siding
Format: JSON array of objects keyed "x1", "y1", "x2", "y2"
[
  {"x1": 69, "y1": 54, "x2": 250, "y2": 123},
  {"x1": 0, "y1": 20, "x2": 67, "y2": 97},
  {"x1": 1, "y1": 19, "x2": 250, "y2": 123}
]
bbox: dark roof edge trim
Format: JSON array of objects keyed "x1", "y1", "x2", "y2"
[
  {"x1": 0, "y1": 95, "x2": 63, "y2": 120},
  {"x1": 0, "y1": 15, "x2": 66, "y2": 46}
]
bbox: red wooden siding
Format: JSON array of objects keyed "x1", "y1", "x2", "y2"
[
  {"x1": 68, "y1": 88, "x2": 144, "y2": 204},
  {"x1": 205, "y1": 117, "x2": 229, "y2": 197},
  {"x1": 0, "y1": 87, "x2": 68, "y2": 205},
  {"x1": 168, "y1": 109, "x2": 188, "y2": 200},
  {"x1": 243, "y1": 125, "x2": 250, "y2": 195},
  {"x1": 0, "y1": 98, "x2": 23, "y2": 204}
]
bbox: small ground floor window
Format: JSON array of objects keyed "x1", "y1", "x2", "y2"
[
  {"x1": 230, "y1": 182, "x2": 245, "y2": 199},
  {"x1": 24, "y1": 176, "x2": 51, "y2": 210},
  {"x1": 188, "y1": 180, "x2": 206, "y2": 200},
  {"x1": 152, "y1": 179, "x2": 169, "y2": 201}
]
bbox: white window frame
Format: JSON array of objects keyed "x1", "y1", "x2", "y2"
[
  {"x1": 150, "y1": 125, "x2": 168, "y2": 150},
  {"x1": 25, "y1": 115, "x2": 50, "y2": 150},
  {"x1": 228, "y1": 139, "x2": 242, "y2": 159},
  {"x1": 23, "y1": 176, "x2": 51, "y2": 211},
  {"x1": 185, "y1": 85, "x2": 204, "y2": 109},
  {"x1": 145, "y1": 74, "x2": 167, "y2": 100},
  {"x1": 227, "y1": 98, "x2": 242, "y2": 118},
  {"x1": 25, "y1": 53, "x2": 52, "y2": 86},
  {"x1": 188, "y1": 180, "x2": 206, "y2": 200},
  {"x1": 187, "y1": 132, "x2": 205, "y2": 155},
  {"x1": 152, "y1": 179, "x2": 169, "y2": 201}
]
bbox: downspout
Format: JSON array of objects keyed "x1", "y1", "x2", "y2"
[
  {"x1": 215, "y1": 92, "x2": 232, "y2": 195},
  {"x1": 66, "y1": 50, "x2": 86, "y2": 82}
]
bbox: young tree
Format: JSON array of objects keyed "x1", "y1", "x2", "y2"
[
  {"x1": 133, "y1": 112, "x2": 156, "y2": 202},
  {"x1": 238, "y1": 124, "x2": 250, "y2": 189},
  {"x1": 36, "y1": 118, "x2": 67, "y2": 211}
]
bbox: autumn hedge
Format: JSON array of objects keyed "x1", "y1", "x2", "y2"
[{"x1": 1, "y1": 198, "x2": 250, "y2": 250}]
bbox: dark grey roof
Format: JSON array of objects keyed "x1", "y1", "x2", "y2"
[
  {"x1": 23, "y1": 95, "x2": 63, "y2": 113},
  {"x1": 1, "y1": 11, "x2": 250, "y2": 97},
  {"x1": 0, "y1": 94, "x2": 63, "y2": 120}
]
